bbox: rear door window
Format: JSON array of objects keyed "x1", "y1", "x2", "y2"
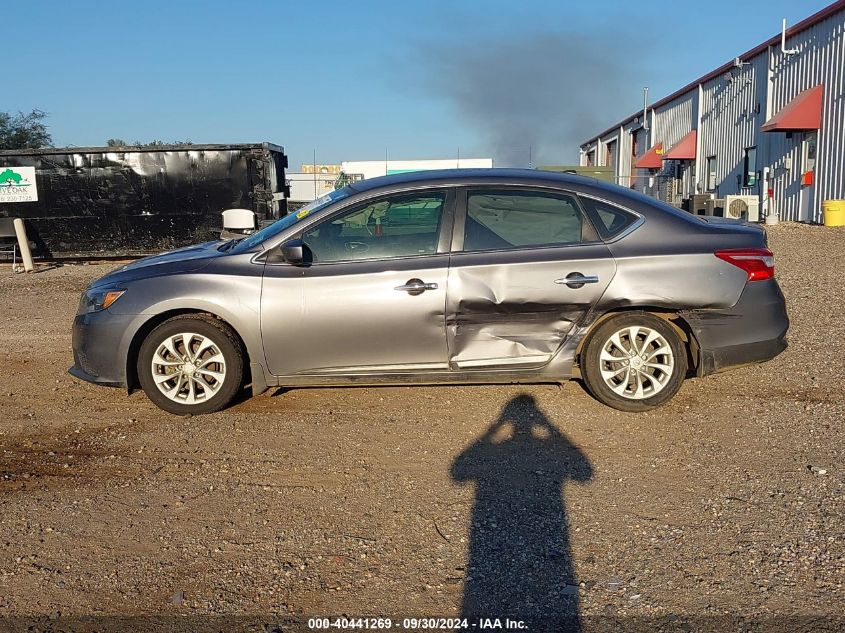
[{"x1": 463, "y1": 189, "x2": 592, "y2": 252}]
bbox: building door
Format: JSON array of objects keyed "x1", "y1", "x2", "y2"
[
  {"x1": 670, "y1": 161, "x2": 691, "y2": 206},
  {"x1": 799, "y1": 131, "x2": 817, "y2": 222},
  {"x1": 630, "y1": 130, "x2": 640, "y2": 189},
  {"x1": 605, "y1": 141, "x2": 616, "y2": 174}
]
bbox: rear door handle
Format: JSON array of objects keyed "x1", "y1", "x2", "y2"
[
  {"x1": 395, "y1": 278, "x2": 438, "y2": 295},
  {"x1": 554, "y1": 272, "x2": 599, "y2": 288}
]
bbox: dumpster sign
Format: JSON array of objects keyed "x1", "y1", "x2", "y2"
[{"x1": 0, "y1": 166, "x2": 38, "y2": 202}]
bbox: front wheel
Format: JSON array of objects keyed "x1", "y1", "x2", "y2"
[
  {"x1": 581, "y1": 312, "x2": 688, "y2": 412},
  {"x1": 137, "y1": 315, "x2": 244, "y2": 415}
]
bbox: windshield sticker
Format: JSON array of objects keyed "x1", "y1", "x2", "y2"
[{"x1": 296, "y1": 209, "x2": 310, "y2": 219}]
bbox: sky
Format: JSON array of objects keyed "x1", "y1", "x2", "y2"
[{"x1": 6, "y1": 0, "x2": 834, "y2": 168}]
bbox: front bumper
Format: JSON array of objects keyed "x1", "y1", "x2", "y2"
[
  {"x1": 683, "y1": 279, "x2": 789, "y2": 376},
  {"x1": 69, "y1": 311, "x2": 137, "y2": 387}
]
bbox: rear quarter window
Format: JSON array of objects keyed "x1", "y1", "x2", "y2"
[{"x1": 580, "y1": 197, "x2": 639, "y2": 240}]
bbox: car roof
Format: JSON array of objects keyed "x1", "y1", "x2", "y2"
[
  {"x1": 345, "y1": 167, "x2": 706, "y2": 230},
  {"x1": 348, "y1": 168, "x2": 613, "y2": 194}
]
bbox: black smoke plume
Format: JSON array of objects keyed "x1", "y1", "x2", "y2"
[{"x1": 419, "y1": 30, "x2": 644, "y2": 166}]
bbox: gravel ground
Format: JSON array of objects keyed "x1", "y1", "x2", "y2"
[{"x1": 0, "y1": 223, "x2": 843, "y2": 632}]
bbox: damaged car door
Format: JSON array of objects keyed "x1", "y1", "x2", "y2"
[{"x1": 446, "y1": 187, "x2": 616, "y2": 370}]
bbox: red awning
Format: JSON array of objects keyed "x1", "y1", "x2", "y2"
[
  {"x1": 663, "y1": 130, "x2": 697, "y2": 161},
  {"x1": 634, "y1": 143, "x2": 664, "y2": 169},
  {"x1": 761, "y1": 84, "x2": 823, "y2": 132}
]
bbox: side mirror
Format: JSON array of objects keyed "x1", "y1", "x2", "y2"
[{"x1": 280, "y1": 238, "x2": 308, "y2": 265}]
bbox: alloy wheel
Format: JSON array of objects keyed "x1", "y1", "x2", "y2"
[
  {"x1": 598, "y1": 325, "x2": 675, "y2": 400},
  {"x1": 150, "y1": 332, "x2": 226, "y2": 404}
]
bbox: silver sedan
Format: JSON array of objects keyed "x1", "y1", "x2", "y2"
[{"x1": 70, "y1": 169, "x2": 788, "y2": 414}]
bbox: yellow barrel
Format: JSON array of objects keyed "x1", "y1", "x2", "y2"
[{"x1": 822, "y1": 199, "x2": 845, "y2": 227}]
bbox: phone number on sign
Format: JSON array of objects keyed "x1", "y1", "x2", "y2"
[{"x1": 307, "y1": 618, "x2": 472, "y2": 630}]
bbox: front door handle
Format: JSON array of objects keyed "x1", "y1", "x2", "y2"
[
  {"x1": 395, "y1": 278, "x2": 438, "y2": 295},
  {"x1": 554, "y1": 272, "x2": 599, "y2": 289}
]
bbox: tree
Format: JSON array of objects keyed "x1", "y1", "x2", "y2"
[
  {"x1": 0, "y1": 109, "x2": 53, "y2": 149},
  {"x1": 106, "y1": 139, "x2": 194, "y2": 147}
]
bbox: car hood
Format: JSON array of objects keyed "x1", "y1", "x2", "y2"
[
  {"x1": 89, "y1": 240, "x2": 226, "y2": 289},
  {"x1": 116, "y1": 240, "x2": 225, "y2": 272}
]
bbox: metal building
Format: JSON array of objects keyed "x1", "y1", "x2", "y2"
[{"x1": 579, "y1": 0, "x2": 845, "y2": 223}]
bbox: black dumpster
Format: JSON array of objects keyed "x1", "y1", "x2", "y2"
[{"x1": 0, "y1": 143, "x2": 288, "y2": 258}]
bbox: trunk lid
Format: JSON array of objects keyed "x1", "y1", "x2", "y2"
[{"x1": 697, "y1": 215, "x2": 768, "y2": 247}]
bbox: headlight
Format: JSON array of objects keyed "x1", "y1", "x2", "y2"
[{"x1": 79, "y1": 288, "x2": 126, "y2": 314}]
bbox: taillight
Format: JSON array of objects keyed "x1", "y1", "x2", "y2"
[{"x1": 715, "y1": 248, "x2": 775, "y2": 281}]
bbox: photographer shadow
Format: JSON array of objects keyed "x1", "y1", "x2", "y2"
[{"x1": 451, "y1": 394, "x2": 593, "y2": 631}]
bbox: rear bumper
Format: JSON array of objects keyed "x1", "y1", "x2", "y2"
[
  {"x1": 683, "y1": 279, "x2": 789, "y2": 376},
  {"x1": 69, "y1": 311, "x2": 136, "y2": 387}
]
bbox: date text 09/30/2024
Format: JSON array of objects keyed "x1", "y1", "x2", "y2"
[{"x1": 307, "y1": 617, "x2": 528, "y2": 630}]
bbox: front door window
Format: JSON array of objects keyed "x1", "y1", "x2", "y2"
[{"x1": 302, "y1": 192, "x2": 446, "y2": 263}]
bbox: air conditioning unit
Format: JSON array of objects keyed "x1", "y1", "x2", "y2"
[
  {"x1": 691, "y1": 193, "x2": 714, "y2": 216},
  {"x1": 710, "y1": 199, "x2": 726, "y2": 217},
  {"x1": 724, "y1": 195, "x2": 760, "y2": 222}
]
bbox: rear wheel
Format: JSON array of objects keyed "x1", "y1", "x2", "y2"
[
  {"x1": 581, "y1": 312, "x2": 687, "y2": 412},
  {"x1": 137, "y1": 315, "x2": 244, "y2": 415}
]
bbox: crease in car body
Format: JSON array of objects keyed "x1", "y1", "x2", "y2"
[
  {"x1": 446, "y1": 302, "x2": 583, "y2": 369},
  {"x1": 445, "y1": 246, "x2": 617, "y2": 369}
]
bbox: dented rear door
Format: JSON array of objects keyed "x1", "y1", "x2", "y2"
[{"x1": 446, "y1": 187, "x2": 616, "y2": 370}]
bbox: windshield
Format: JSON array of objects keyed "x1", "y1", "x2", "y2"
[{"x1": 231, "y1": 187, "x2": 353, "y2": 253}]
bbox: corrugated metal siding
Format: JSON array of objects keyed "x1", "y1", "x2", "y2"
[
  {"x1": 617, "y1": 126, "x2": 631, "y2": 187},
  {"x1": 767, "y1": 11, "x2": 845, "y2": 221},
  {"x1": 649, "y1": 92, "x2": 698, "y2": 202},
  {"x1": 579, "y1": 4, "x2": 845, "y2": 222},
  {"x1": 654, "y1": 92, "x2": 698, "y2": 149},
  {"x1": 698, "y1": 52, "x2": 768, "y2": 198}
]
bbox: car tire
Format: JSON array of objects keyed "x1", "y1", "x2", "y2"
[
  {"x1": 581, "y1": 312, "x2": 688, "y2": 412},
  {"x1": 137, "y1": 315, "x2": 244, "y2": 415}
]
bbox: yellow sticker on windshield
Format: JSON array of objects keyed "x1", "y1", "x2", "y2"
[{"x1": 296, "y1": 209, "x2": 310, "y2": 219}]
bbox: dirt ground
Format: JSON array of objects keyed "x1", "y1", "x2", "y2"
[{"x1": 0, "y1": 223, "x2": 843, "y2": 632}]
